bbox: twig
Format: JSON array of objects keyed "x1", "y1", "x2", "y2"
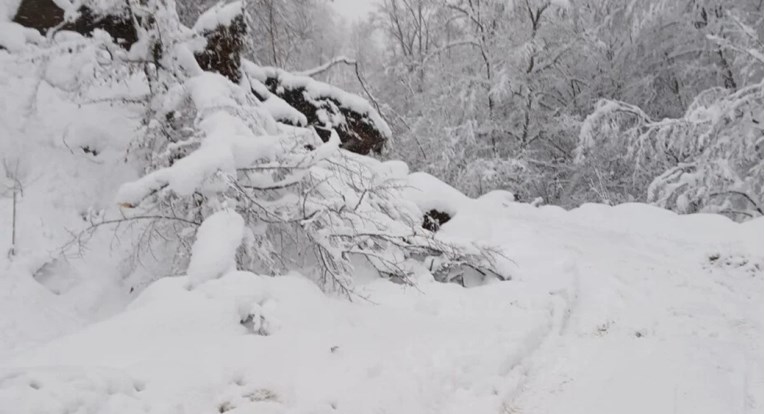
[{"x1": 710, "y1": 191, "x2": 763, "y2": 215}]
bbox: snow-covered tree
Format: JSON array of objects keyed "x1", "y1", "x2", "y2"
[
  {"x1": 574, "y1": 79, "x2": 762, "y2": 220},
  {"x1": 356, "y1": 0, "x2": 762, "y2": 212},
  {"x1": 571, "y1": 7, "x2": 763, "y2": 220},
  {"x1": 2, "y1": 0, "x2": 512, "y2": 293},
  {"x1": 93, "y1": 1, "x2": 509, "y2": 293}
]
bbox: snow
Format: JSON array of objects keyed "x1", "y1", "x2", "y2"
[
  {"x1": 261, "y1": 93, "x2": 308, "y2": 126},
  {"x1": 0, "y1": 0, "x2": 20, "y2": 21},
  {"x1": 242, "y1": 61, "x2": 309, "y2": 125},
  {"x1": 404, "y1": 171, "x2": 473, "y2": 215},
  {"x1": 549, "y1": 0, "x2": 571, "y2": 8},
  {"x1": 115, "y1": 72, "x2": 288, "y2": 206},
  {"x1": 1, "y1": 196, "x2": 761, "y2": 413},
  {"x1": 0, "y1": 22, "x2": 43, "y2": 52},
  {"x1": 187, "y1": 210, "x2": 245, "y2": 287},
  {"x1": 0, "y1": 31, "x2": 151, "y2": 360},
  {"x1": 192, "y1": 1, "x2": 244, "y2": 33},
  {"x1": 0, "y1": 271, "x2": 554, "y2": 414}
]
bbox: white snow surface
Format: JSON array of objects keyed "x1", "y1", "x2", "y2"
[
  {"x1": 192, "y1": 1, "x2": 243, "y2": 33},
  {"x1": 0, "y1": 0, "x2": 20, "y2": 21},
  {"x1": 1, "y1": 200, "x2": 761, "y2": 414},
  {"x1": 187, "y1": 210, "x2": 244, "y2": 287},
  {"x1": 0, "y1": 22, "x2": 43, "y2": 51}
]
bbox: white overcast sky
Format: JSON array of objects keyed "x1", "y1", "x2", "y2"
[{"x1": 330, "y1": 0, "x2": 380, "y2": 21}]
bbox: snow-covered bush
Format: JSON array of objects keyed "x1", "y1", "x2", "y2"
[
  {"x1": 51, "y1": 1, "x2": 506, "y2": 294},
  {"x1": 0, "y1": 0, "x2": 510, "y2": 295},
  {"x1": 575, "y1": 82, "x2": 763, "y2": 220},
  {"x1": 118, "y1": 66, "x2": 507, "y2": 292}
]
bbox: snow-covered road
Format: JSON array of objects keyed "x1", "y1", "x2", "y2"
[
  {"x1": 0, "y1": 202, "x2": 762, "y2": 414},
  {"x1": 485, "y1": 204, "x2": 763, "y2": 414}
]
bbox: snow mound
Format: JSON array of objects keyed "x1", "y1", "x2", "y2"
[
  {"x1": 188, "y1": 210, "x2": 245, "y2": 287},
  {"x1": 0, "y1": 21, "x2": 43, "y2": 51},
  {"x1": 404, "y1": 172, "x2": 472, "y2": 217},
  {"x1": 1, "y1": 271, "x2": 557, "y2": 414}
]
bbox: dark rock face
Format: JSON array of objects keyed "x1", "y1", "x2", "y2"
[
  {"x1": 194, "y1": 14, "x2": 247, "y2": 84},
  {"x1": 262, "y1": 77, "x2": 386, "y2": 155},
  {"x1": 422, "y1": 209, "x2": 452, "y2": 232},
  {"x1": 340, "y1": 108, "x2": 386, "y2": 154},
  {"x1": 61, "y1": 7, "x2": 138, "y2": 48},
  {"x1": 12, "y1": 0, "x2": 137, "y2": 49},
  {"x1": 12, "y1": 0, "x2": 64, "y2": 33}
]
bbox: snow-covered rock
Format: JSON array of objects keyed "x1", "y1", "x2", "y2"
[{"x1": 243, "y1": 61, "x2": 390, "y2": 154}]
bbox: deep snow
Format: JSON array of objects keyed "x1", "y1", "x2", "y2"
[{"x1": 0, "y1": 199, "x2": 761, "y2": 414}]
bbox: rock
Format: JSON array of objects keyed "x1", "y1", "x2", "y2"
[
  {"x1": 422, "y1": 209, "x2": 452, "y2": 232},
  {"x1": 12, "y1": 0, "x2": 137, "y2": 49},
  {"x1": 60, "y1": 7, "x2": 137, "y2": 48},
  {"x1": 262, "y1": 76, "x2": 387, "y2": 154},
  {"x1": 12, "y1": 0, "x2": 64, "y2": 33},
  {"x1": 193, "y1": 14, "x2": 247, "y2": 83},
  {"x1": 191, "y1": 2, "x2": 248, "y2": 83}
]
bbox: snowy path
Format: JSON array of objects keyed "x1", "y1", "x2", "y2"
[
  {"x1": 480, "y1": 205, "x2": 763, "y2": 414},
  {"x1": 0, "y1": 202, "x2": 761, "y2": 414}
]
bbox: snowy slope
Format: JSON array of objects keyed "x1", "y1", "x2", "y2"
[
  {"x1": 0, "y1": 200, "x2": 761, "y2": 414},
  {"x1": 0, "y1": 29, "x2": 162, "y2": 357}
]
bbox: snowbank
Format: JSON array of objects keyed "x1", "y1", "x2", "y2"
[
  {"x1": 404, "y1": 172, "x2": 473, "y2": 216},
  {"x1": 0, "y1": 271, "x2": 555, "y2": 414}
]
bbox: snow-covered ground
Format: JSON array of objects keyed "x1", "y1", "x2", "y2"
[{"x1": 1, "y1": 197, "x2": 761, "y2": 414}]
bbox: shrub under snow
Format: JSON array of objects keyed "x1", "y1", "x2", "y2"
[
  {"x1": 575, "y1": 82, "x2": 763, "y2": 221},
  {"x1": 40, "y1": 1, "x2": 508, "y2": 294}
]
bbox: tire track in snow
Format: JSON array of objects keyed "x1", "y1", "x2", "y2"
[
  {"x1": 499, "y1": 226, "x2": 762, "y2": 414},
  {"x1": 496, "y1": 254, "x2": 582, "y2": 412}
]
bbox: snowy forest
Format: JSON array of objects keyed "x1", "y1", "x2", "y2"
[
  {"x1": 167, "y1": 0, "x2": 765, "y2": 220},
  {"x1": 175, "y1": 0, "x2": 764, "y2": 219},
  {"x1": 0, "y1": 0, "x2": 762, "y2": 413}
]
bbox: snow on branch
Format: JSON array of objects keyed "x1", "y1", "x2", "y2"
[
  {"x1": 577, "y1": 81, "x2": 763, "y2": 220},
  {"x1": 297, "y1": 55, "x2": 358, "y2": 77}
]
